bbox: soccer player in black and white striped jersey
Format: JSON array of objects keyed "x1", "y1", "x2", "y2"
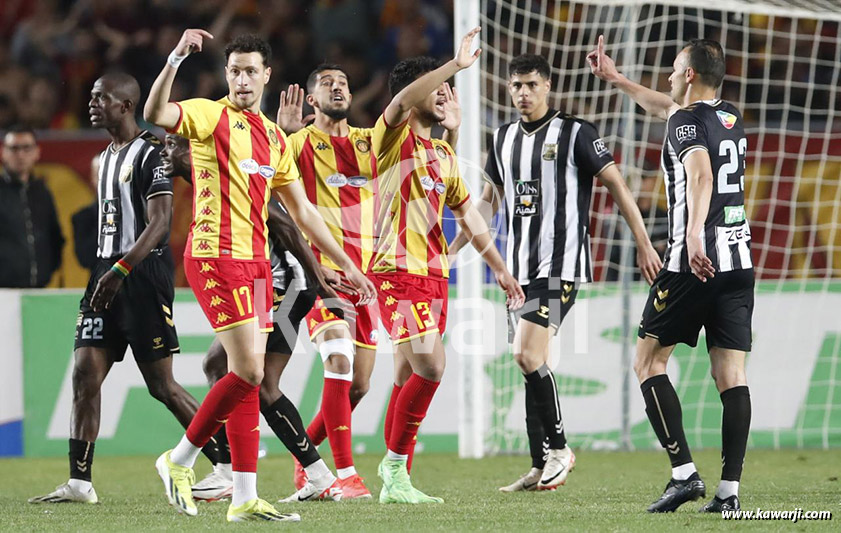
[
  {"x1": 29, "y1": 73, "x2": 217, "y2": 506},
  {"x1": 590, "y1": 36, "x2": 753, "y2": 513},
  {"x1": 452, "y1": 54, "x2": 661, "y2": 492}
]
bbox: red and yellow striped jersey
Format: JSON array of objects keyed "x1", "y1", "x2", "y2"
[
  {"x1": 169, "y1": 97, "x2": 299, "y2": 261},
  {"x1": 288, "y1": 125, "x2": 378, "y2": 272},
  {"x1": 370, "y1": 114, "x2": 470, "y2": 279}
]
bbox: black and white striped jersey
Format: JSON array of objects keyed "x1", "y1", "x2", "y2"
[
  {"x1": 662, "y1": 99, "x2": 752, "y2": 273},
  {"x1": 270, "y1": 247, "x2": 307, "y2": 292},
  {"x1": 269, "y1": 201, "x2": 308, "y2": 293},
  {"x1": 485, "y1": 110, "x2": 615, "y2": 285},
  {"x1": 96, "y1": 131, "x2": 172, "y2": 259}
]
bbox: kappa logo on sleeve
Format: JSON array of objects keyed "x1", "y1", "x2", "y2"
[{"x1": 675, "y1": 124, "x2": 696, "y2": 143}]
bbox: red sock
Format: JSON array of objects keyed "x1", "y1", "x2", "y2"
[
  {"x1": 383, "y1": 383, "x2": 402, "y2": 450},
  {"x1": 308, "y1": 385, "x2": 363, "y2": 446},
  {"x1": 306, "y1": 411, "x2": 327, "y2": 446},
  {"x1": 388, "y1": 374, "x2": 439, "y2": 455},
  {"x1": 226, "y1": 385, "x2": 260, "y2": 472},
  {"x1": 186, "y1": 372, "x2": 255, "y2": 447},
  {"x1": 322, "y1": 378, "x2": 353, "y2": 469}
]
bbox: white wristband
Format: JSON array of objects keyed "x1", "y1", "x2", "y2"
[{"x1": 167, "y1": 50, "x2": 188, "y2": 69}]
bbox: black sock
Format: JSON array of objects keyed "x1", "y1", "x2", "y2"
[
  {"x1": 261, "y1": 395, "x2": 321, "y2": 468},
  {"x1": 69, "y1": 438, "x2": 94, "y2": 482},
  {"x1": 720, "y1": 385, "x2": 751, "y2": 482},
  {"x1": 525, "y1": 383, "x2": 548, "y2": 469},
  {"x1": 640, "y1": 374, "x2": 693, "y2": 468},
  {"x1": 209, "y1": 426, "x2": 230, "y2": 465},
  {"x1": 523, "y1": 364, "x2": 567, "y2": 449}
]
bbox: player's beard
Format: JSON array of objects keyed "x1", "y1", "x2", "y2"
[
  {"x1": 417, "y1": 107, "x2": 444, "y2": 124},
  {"x1": 322, "y1": 105, "x2": 349, "y2": 121}
]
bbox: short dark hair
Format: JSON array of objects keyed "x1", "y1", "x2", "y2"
[
  {"x1": 224, "y1": 34, "x2": 272, "y2": 66},
  {"x1": 388, "y1": 56, "x2": 441, "y2": 97},
  {"x1": 508, "y1": 54, "x2": 551, "y2": 80},
  {"x1": 306, "y1": 63, "x2": 347, "y2": 93},
  {"x1": 4, "y1": 125, "x2": 37, "y2": 141},
  {"x1": 684, "y1": 39, "x2": 725, "y2": 89}
]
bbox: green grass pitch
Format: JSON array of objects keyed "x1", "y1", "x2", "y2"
[{"x1": 2, "y1": 449, "x2": 838, "y2": 531}]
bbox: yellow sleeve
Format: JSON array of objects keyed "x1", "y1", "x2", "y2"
[
  {"x1": 286, "y1": 128, "x2": 308, "y2": 159},
  {"x1": 440, "y1": 141, "x2": 470, "y2": 209},
  {"x1": 272, "y1": 127, "x2": 301, "y2": 189},
  {"x1": 167, "y1": 98, "x2": 223, "y2": 141},
  {"x1": 372, "y1": 114, "x2": 409, "y2": 171}
]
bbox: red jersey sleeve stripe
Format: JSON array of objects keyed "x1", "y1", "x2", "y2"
[
  {"x1": 213, "y1": 108, "x2": 233, "y2": 256},
  {"x1": 166, "y1": 102, "x2": 184, "y2": 134},
  {"x1": 246, "y1": 113, "x2": 271, "y2": 261}
]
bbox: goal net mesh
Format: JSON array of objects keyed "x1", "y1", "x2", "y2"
[{"x1": 475, "y1": 0, "x2": 841, "y2": 455}]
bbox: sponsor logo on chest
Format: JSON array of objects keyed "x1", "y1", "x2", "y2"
[{"x1": 514, "y1": 179, "x2": 540, "y2": 217}]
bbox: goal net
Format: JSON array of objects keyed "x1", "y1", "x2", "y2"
[{"x1": 464, "y1": 0, "x2": 841, "y2": 456}]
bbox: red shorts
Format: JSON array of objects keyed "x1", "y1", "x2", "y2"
[
  {"x1": 306, "y1": 290, "x2": 381, "y2": 349},
  {"x1": 184, "y1": 257, "x2": 273, "y2": 333},
  {"x1": 371, "y1": 272, "x2": 449, "y2": 345}
]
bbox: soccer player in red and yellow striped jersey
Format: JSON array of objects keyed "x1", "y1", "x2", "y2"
[
  {"x1": 372, "y1": 29, "x2": 524, "y2": 503},
  {"x1": 278, "y1": 65, "x2": 381, "y2": 499},
  {"x1": 144, "y1": 30, "x2": 375, "y2": 521}
]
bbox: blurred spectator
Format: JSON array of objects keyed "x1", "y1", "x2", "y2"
[
  {"x1": 72, "y1": 154, "x2": 100, "y2": 272},
  {"x1": 0, "y1": 126, "x2": 65, "y2": 287}
]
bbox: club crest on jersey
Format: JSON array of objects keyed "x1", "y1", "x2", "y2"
[
  {"x1": 435, "y1": 145, "x2": 449, "y2": 160},
  {"x1": 347, "y1": 176, "x2": 368, "y2": 187},
  {"x1": 420, "y1": 176, "x2": 435, "y2": 191},
  {"x1": 239, "y1": 158, "x2": 259, "y2": 174},
  {"x1": 592, "y1": 138, "x2": 609, "y2": 156},
  {"x1": 268, "y1": 129, "x2": 279, "y2": 145},
  {"x1": 258, "y1": 165, "x2": 276, "y2": 180},
  {"x1": 326, "y1": 173, "x2": 348, "y2": 187},
  {"x1": 119, "y1": 164, "x2": 133, "y2": 183},
  {"x1": 716, "y1": 110, "x2": 738, "y2": 129},
  {"x1": 542, "y1": 143, "x2": 558, "y2": 161},
  {"x1": 435, "y1": 182, "x2": 446, "y2": 195},
  {"x1": 355, "y1": 139, "x2": 370, "y2": 153},
  {"x1": 675, "y1": 125, "x2": 696, "y2": 143}
]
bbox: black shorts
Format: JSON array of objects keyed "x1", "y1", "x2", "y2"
[
  {"x1": 266, "y1": 282, "x2": 318, "y2": 355},
  {"x1": 638, "y1": 268, "x2": 754, "y2": 352},
  {"x1": 75, "y1": 252, "x2": 179, "y2": 362},
  {"x1": 508, "y1": 278, "x2": 578, "y2": 341}
]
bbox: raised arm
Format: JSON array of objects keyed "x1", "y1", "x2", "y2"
[
  {"x1": 452, "y1": 199, "x2": 524, "y2": 310},
  {"x1": 275, "y1": 181, "x2": 376, "y2": 303},
  {"x1": 143, "y1": 29, "x2": 214, "y2": 129},
  {"x1": 596, "y1": 165, "x2": 662, "y2": 284},
  {"x1": 587, "y1": 35, "x2": 678, "y2": 121},
  {"x1": 683, "y1": 150, "x2": 715, "y2": 281},
  {"x1": 383, "y1": 27, "x2": 481, "y2": 126}
]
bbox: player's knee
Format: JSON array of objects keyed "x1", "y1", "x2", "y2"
[
  {"x1": 513, "y1": 350, "x2": 539, "y2": 374},
  {"x1": 258, "y1": 386, "x2": 281, "y2": 409},
  {"x1": 349, "y1": 379, "x2": 370, "y2": 404},
  {"x1": 234, "y1": 367, "x2": 263, "y2": 387},
  {"x1": 146, "y1": 380, "x2": 178, "y2": 406},
  {"x1": 202, "y1": 353, "x2": 227, "y2": 384},
  {"x1": 320, "y1": 338, "x2": 354, "y2": 377},
  {"x1": 325, "y1": 353, "x2": 352, "y2": 375},
  {"x1": 415, "y1": 358, "x2": 445, "y2": 382}
]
